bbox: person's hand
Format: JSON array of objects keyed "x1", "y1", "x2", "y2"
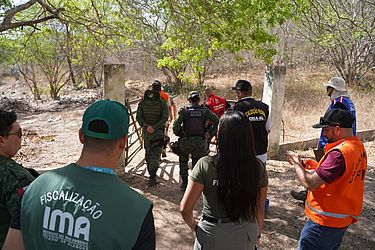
[
  {"x1": 286, "y1": 151, "x2": 301, "y2": 166},
  {"x1": 146, "y1": 126, "x2": 155, "y2": 134},
  {"x1": 257, "y1": 237, "x2": 261, "y2": 249}
]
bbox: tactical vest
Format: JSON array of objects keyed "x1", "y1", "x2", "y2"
[
  {"x1": 143, "y1": 90, "x2": 162, "y2": 125},
  {"x1": 183, "y1": 105, "x2": 206, "y2": 137},
  {"x1": 233, "y1": 98, "x2": 269, "y2": 155}
]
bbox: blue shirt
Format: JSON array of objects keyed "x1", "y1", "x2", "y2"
[{"x1": 318, "y1": 96, "x2": 356, "y2": 149}]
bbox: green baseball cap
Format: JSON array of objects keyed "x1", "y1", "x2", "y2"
[{"x1": 82, "y1": 99, "x2": 129, "y2": 140}]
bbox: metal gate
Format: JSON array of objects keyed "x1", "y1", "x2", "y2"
[{"x1": 125, "y1": 98, "x2": 143, "y2": 166}]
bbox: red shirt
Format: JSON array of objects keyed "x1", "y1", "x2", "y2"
[
  {"x1": 206, "y1": 94, "x2": 226, "y2": 118},
  {"x1": 316, "y1": 150, "x2": 346, "y2": 183}
]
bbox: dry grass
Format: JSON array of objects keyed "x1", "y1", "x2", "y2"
[{"x1": 205, "y1": 66, "x2": 375, "y2": 143}]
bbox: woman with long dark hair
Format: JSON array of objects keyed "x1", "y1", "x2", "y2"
[{"x1": 180, "y1": 110, "x2": 268, "y2": 249}]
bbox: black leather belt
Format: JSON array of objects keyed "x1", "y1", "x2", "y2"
[{"x1": 202, "y1": 215, "x2": 238, "y2": 223}]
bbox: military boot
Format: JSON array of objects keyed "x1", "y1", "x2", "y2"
[
  {"x1": 148, "y1": 172, "x2": 159, "y2": 187},
  {"x1": 148, "y1": 177, "x2": 158, "y2": 187}
]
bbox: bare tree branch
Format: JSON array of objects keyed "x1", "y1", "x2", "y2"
[
  {"x1": 298, "y1": 0, "x2": 374, "y2": 86},
  {"x1": 0, "y1": 0, "x2": 63, "y2": 32},
  {"x1": 1, "y1": 0, "x2": 38, "y2": 26}
]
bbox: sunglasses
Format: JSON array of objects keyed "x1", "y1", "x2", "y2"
[
  {"x1": 6, "y1": 127, "x2": 22, "y2": 138},
  {"x1": 320, "y1": 117, "x2": 340, "y2": 127}
]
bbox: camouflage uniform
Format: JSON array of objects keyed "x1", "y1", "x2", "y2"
[
  {"x1": 0, "y1": 157, "x2": 34, "y2": 247},
  {"x1": 136, "y1": 92, "x2": 169, "y2": 186},
  {"x1": 173, "y1": 103, "x2": 219, "y2": 190}
]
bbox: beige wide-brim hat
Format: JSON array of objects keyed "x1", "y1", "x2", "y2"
[{"x1": 324, "y1": 77, "x2": 347, "y2": 92}]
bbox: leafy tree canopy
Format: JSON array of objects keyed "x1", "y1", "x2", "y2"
[
  {"x1": 2, "y1": 0, "x2": 309, "y2": 89},
  {"x1": 300, "y1": 0, "x2": 375, "y2": 86}
]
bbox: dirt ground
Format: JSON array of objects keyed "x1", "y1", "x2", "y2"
[{"x1": 2, "y1": 80, "x2": 375, "y2": 249}]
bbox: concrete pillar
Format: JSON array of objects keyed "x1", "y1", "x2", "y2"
[
  {"x1": 103, "y1": 64, "x2": 126, "y2": 174},
  {"x1": 103, "y1": 64, "x2": 126, "y2": 103},
  {"x1": 262, "y1": 65, "x2": 286, "y2": 157}
]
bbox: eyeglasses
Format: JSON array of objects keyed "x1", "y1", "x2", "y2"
[
  {"x1": 320, "y1": 117, "x2": 340, "y2": 127},
  {"x1": 6, "y1": 127, "x2": 22, "y2": 138}
]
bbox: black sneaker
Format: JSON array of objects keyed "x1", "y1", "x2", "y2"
[{"x1": 290, "y1": 190, "x2": 307, "y2": 202}]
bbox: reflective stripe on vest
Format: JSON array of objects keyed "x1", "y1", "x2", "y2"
[{"x1": 306, "y1": 200, "x2": 359, "y2": 219}]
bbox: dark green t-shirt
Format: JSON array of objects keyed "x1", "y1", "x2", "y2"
[
  {"x1": 21, "y1": 163, "x2": 152, "y2": 250},
  {"x1": 0, "y1": 157, "x2": 34, "y2": 247},
  {"x1": 190, "y1": 156, "x2": 268, "y2": 218}
]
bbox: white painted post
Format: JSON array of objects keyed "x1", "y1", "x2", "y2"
[
  {"x1": 103, "y1": 64, "x2": 126, "y2": 174},
  {"x1": 262, "y1": 65, "x2": 286, "y2": 157}
]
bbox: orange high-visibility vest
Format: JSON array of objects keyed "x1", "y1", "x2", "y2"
[
  {"x1": 160, "y1": 90, "x2": 170, "y2": 105},
  {"x1": 305, "y1": 136, "x2": 367, "y2": 228}
]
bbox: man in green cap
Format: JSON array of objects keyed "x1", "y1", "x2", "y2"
[
  {"x1": 136, "y1": 85, "x2": 169, "y2": 187},
  {"x1": 173, "y1": 91, "x2": 219, "y2": 191},
  {"x1": 0, "y1": 110, "x2": 35, "y2": 248},
  {"x1": 3, "y1": 100, "x2": 155, "y2": 250}
]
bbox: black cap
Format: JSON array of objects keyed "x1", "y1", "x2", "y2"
[
  {"x1": 312, "y1": 109, "x2": 354, "y2": 129},
  {"x1": 232, "y1": 80, "x2": 251, "y2": 91}
]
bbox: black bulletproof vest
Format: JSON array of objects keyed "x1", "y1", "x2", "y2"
[
  {"x1": 183, "y1": 105, "x2": 206, "y2": 137},
  {"x1": 233, "y1": 98, "x2": 269, "y2": 155}
]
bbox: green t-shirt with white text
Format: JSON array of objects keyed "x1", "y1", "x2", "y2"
[
  {"x1": 190, "y1": 156, "x2": 268, "y2": 218},
  {"x1": 21, "y1": 163, "x2": 151, "y2": 250}
]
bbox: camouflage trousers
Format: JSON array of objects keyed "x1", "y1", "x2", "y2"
[
  {"x1": 179, "y1": 136, "x2": 207, "y2": 181},
  {"x1": 143, "y1": 129, "x2": 164, "y2": 178}
]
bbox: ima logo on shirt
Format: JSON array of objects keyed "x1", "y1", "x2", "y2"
[{"x1": 43, "y1": 206, "x2": 90, "y2": 241}]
